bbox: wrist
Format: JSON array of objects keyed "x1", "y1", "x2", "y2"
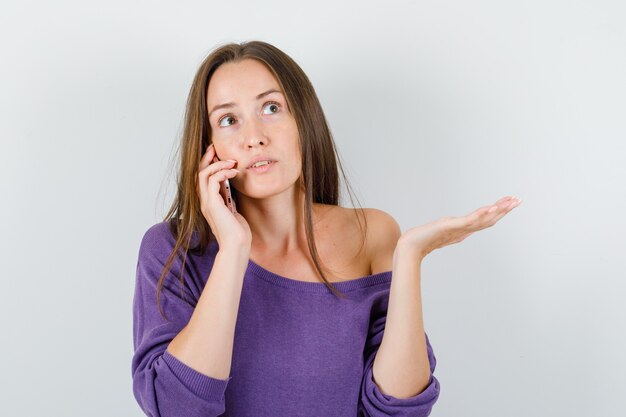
[
  {"x1": 395, "y1": 238, "x2": 428, "y2": 262},
  {"x1": 218, "y1": 241, "x2": 251, "y2": 259}
]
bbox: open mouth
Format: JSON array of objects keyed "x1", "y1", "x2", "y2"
[{"x1": 247, "y1": 160, "x2": 276, "y2": 172}]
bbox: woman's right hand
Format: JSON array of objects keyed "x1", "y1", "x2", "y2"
[{"x1": 198, "y1": 143, "x2": 252, "y2": 250}]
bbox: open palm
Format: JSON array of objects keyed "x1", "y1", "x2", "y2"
[{"x1": 400, "y1": 195, "x2": 523, "y2": 258}]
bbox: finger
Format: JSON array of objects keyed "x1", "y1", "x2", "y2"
[
  {"x1": 466, "y1": 204, "x2": 497, "y2": 223},
  {"x1": 456, "y1": 195, "x2": 514, "y2": 227},
  {"x1": 198, "y1": 167, "x2": 238, "y2": 207},
  {"x1": 481, "y1": 196, "x2": 517, "y2": 216},
  {"x1": 494, "y1": 195, "x2": 515, "y2": 205},
  {"x1": 491, "y1": 198, "x2": 522, "y2": 222},
  {"x1": 207, "y1": 168, "x2": 239, "y2": 195},
  {"x1": 464, "y1": 205, "x2": 502, "y2": 230},
  {"x1": 507, "y1": 197, "x2": 522, "y2": 208},
  {"x1": 199, "y1": 143, "x2": 215, "y2": 171},
  {"x1": 497, "y1": 199, "x2": 522, "y2": 219},
  {"x1": 201, "y1": 159, "x2": 237, "y2": 177},
  {"x1": 199, "y1": 162, "x2": 238, "y2": 200},
  {"x1": 493, "y1": 197, "x2": 522, "y2": 214},
  {"x1": 461, "y1": 196, "x2": 518, "y2": 230},
  {"x1": 488, "y1": 196, "x2": 515, "y2": 210},
  {"x1": 198, "y1": 144, "x2": 236, "y2": 176}
]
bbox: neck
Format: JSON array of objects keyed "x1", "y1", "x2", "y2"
[{"x1": 237, "y1": 186, "x2": 322, "y2": 256}]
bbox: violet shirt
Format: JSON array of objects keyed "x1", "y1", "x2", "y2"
[{"x1": 132, "y1": 221, "x2": 440, "y2": 416}]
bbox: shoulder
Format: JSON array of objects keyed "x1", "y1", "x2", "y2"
[
  {"x1": 139, "y1": 221, "x2": 176, "y2": 252},
  {"x1": 137, "y1": 220, "x2": 192, "y2": 267},
  {"x1": 352, "y1": 207, "x2": 402, "y2": 274},
  {"x1": 313, "y1": 204, "x2": 402, "y2": 274},
  {"x1": 136, "y1": 220, "x2": 213, "y2": 288},
  {"x1": 139, "y1": 220, "x2": 211, "y2": 257}
]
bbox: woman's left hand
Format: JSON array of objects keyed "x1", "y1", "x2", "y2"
[{"x1": 398, "y1": 195, "x2": 523, "y2": 259}]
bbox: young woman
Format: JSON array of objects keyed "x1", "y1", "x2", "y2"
[{"x1": 131, "y1": 40, "x2": 521, "y2": 417}]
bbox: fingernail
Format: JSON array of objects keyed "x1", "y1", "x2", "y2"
[{"x1": 226, "y1": 159, "x2": 237, "y2": 163}]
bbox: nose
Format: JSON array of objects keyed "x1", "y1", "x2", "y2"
[{"x1": 243, "y1": 116, "x2": 268, "y2": 147}]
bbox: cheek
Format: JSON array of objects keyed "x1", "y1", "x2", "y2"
[
  {"x1": 291, "y1": 150, "x2": 303, "y2": 175},
  {"x1": 212, "y1": 143, "x2": 234, "y2": 161},
  {"x1": 294, "y1": 138, "x2": 303, "y2": 161}
]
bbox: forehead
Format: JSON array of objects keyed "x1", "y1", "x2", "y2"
[{"x1": 207, "y1": 59, "x2": 280, "y2": 102}]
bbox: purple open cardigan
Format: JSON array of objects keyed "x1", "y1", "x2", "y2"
[{"x1": 132, "y1": 221, "x2": 440, "y2": 416}]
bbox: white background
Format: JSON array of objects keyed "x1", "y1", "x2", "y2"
[{"x1": 1, "y1": 1, "x2": 624, "y2": 416}]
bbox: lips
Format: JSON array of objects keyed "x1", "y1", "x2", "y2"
[
  {"x1": 246, "y1": 156, "x2": 277, "y2": 169},
  {"x1": 247, "y1": 161, "x2": 276, "y2": 173}
]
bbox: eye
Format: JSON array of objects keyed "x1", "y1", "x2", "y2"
[
  {"x1": 217, "y1": 101, "x2": 282, "y2": 128},
  {"x1": 262, "y1": 101, "x2": 281, "y2": 115},
  {"x1": 218, "y1": 115, "x2": 236, "y2": 128}
]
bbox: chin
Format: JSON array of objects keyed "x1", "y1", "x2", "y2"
[{"x1": 237, "y1": 179, "x2": 300, "y2": 200}]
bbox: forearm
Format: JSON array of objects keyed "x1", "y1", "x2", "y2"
[
  {"x1": 166, "y1": 244, "x2": 250, "y2": 380},
  {"x1": 372, "y1": 241, "x2": 431, "y2": 398}
]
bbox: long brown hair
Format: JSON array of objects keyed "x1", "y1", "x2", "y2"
[{"x1": 155, "y1": 40, "x2": 368, "y2": 321}]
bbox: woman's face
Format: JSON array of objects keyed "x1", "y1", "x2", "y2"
[{"x1": 206, "y1": 58, "x2": 302, "y2": 199}]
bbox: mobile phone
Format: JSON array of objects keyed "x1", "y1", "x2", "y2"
[{"x1": 215, "y1": 154, "x2": 238, "y2": 214}]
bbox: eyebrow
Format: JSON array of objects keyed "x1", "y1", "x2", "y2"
[{"x1": 208, "y1": 88, "x2": 283, "y2": 118}]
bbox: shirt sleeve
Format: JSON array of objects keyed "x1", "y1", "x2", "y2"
[
  {"x1": 131, "y1": 224, "x2": 232, "y2": 417},
  {"x1": 358, "y1": 302, "x2": 441, "y2": 416}
]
